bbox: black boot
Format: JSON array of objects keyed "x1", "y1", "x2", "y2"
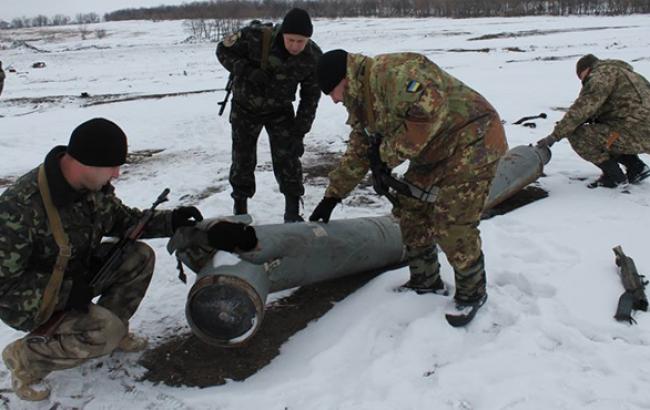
[
  {"x1": 283, "y1": 195, "x2": 304, "y2": 223},
  {"x1": 587, "y1": 159, "x2": 627, "y2": 189},
  {"x1": 233, "y1": 197, "x2": 247, "y2": 215},
  {"x1": 617, "y1": 154, "x2": 650, "y2": 184}
]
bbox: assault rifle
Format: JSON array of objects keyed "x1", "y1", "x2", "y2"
[
  {"x1": 218, "y1": 74, "x2": 233, "y2": 116},
  {"x1": 26, "y1": 188, "x2": 170, "y2": 343},
  {"x1": 613, "y1": 245, "x2": 648, "y2": 324}
]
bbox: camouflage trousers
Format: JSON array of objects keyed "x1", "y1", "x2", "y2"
[
  {"x1": 568, "y1": 123, "x2": 650, "y2": 165},
  {"x1": 7, "y1": 242, "x2": 154, "y2": 382},
  {"x1": 229, "y1": 104, "x2": 305, "y2": 199},
  {"x1": 393, "y1": 177, "x2": 494, "y2": 301}
]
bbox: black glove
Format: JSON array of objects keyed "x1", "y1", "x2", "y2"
[
  {"x1": 207, "y1": 221, "x2": 258, "y2": 252},
  {"x1": 309, "y1": 197, "x2": 341, "y2": 223},
  {"x1": 537, "y1": 135, "x2": 556, "y2": 148},
  {"x1": 65, "y1": 276, "x2": 94, "y2": 313},
  {"x1": 371, "y1": 163, "x2": 392, "y2": 196},
  {"x1": 172, "y1": 206, "x2": 204, "y2": 232}
]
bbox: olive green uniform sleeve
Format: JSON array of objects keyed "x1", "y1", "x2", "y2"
[{"x1": 325, "y1": 123, "x2": 371, "y2": 199}]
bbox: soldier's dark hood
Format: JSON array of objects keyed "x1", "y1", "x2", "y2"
[{"x1": 44, "y1": 145, "x2": 88, "y2": 207}]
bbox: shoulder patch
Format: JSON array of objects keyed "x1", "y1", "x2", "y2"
[
  {"x1": 222, "y1": 32, "x2": 241, "y2": 48},
  {"x1": 406, "y1": 80, "x2": 422, "y2": 93}
]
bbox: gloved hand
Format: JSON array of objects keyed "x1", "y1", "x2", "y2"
[
  {"x1": 172, "y1": 206, "x2": 204, "y2": 232},
  {"x1": 309, "y1": 197, "x2": 341, "y2": 223},
  {"x1": 65, "y1": 276, "x2": 94, "y2": 313},
  {"x1": 537, "y1": 135, "x2": 556, "y2": 148},
  {"x1": 371, "y1": 163, "x2": 392, "y2": 196},
  {"x1": 207, "y1": 221, "x2": 258, "y2": 252}
]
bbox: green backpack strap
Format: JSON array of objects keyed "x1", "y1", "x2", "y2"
[{"x1": 34, "y1": 164, "x2": 72, "y2": 326}]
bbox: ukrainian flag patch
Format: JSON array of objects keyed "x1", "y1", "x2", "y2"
[{"x1": 406, "y1": 80, "x2": 422, "y2": 93}]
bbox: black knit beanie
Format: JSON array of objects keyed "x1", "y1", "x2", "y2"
[
  {"x1": 317, "y1": 49, "x2": 348, "y2": 95},
  {"x1": 281, "y1": 8, "x2": 313, "y2": 37},
  {"x1": 67, "y1": 118, "x2": 127, "y2": 167},
  {"x1": 576, "y1": 54, "x2": 599, "y2": 76}
]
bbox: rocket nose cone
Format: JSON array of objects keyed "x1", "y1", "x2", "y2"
[{"x1": 187, "y1": 275, "x2": 263, "y2": 346}]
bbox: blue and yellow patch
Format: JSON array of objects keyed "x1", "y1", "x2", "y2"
[{"x1": 406, "y1": 80, "x2": 422, "y2": 93}]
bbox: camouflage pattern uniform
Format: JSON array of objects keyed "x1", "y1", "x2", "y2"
[
  {"x1": 0, "y1": 146, "x2": 173, "y2": 386},
  {"x1": 216, "y1": 23, "x2": 322, "y2": 200},
  {"x1": 325, "y1": 53, "x2": 508, "y2": 302},
  {"x1": 549, "y1": 59, "x2": 650, "y2": 164}
]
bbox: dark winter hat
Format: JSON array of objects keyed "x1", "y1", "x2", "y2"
[
  {"x1": 317, "y1": 49, "x2": 348, "y2": 95},
  {"x1": 576, "y1": 54, "x2": 599, "y2": 76},
  {"x1": 281, "y1": 8, "x2": 313, "y2": 37},
  {"x1": 67, "y1": 118, "x2": 128, "y2": 167}
]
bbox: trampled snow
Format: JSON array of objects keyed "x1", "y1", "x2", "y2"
[{"x1": 1, "y1": 15, "x2": 650, "y2": 410}]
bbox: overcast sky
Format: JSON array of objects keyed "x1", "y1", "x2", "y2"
[{"x1": 1, "y1": 0, "x2": 186, "y2": 20}]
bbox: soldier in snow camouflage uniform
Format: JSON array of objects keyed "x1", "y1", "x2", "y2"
[
  {"x1": 0, "y1": 118, "x2": 255, "y2": 401},
  {"x1": 538, "y1": 54, "x2": 650, "y2": 188},
  {"x1": 309, "y1": 50, "x2": 508, "y2": 326},
  {"x1": 216, "y1": 8, "x2": 322, "y2": 222}
]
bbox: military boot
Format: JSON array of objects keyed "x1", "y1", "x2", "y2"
[
  {"x1": 233, "y1": 197, "x2": 247, "y2": 215},
  {"x1": 2, "y1": 340, "x2": 50, "y2": 401},
  {"x1": 587, "y1": 159, "x2": 627, "y2": 188},
  {"x1": 398, "y1": 245, "x2": 447, "y2": 295},
  {"x1": 445, "y1": 253, "x2": 488, "y2": 327},
  {"x1": 283, "y1": 195, "x2": 304, "y2": 223},
  {"x1": 116, "y1": 332, "x2": 148, "y2": 353},
  {"x1": 617, "y1": 154, "x2": 650, "y2": 184}
]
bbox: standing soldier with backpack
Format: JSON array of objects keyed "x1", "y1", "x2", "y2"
[{"x1": 216, "y1": 8, "x2": 322, "y2": 222}]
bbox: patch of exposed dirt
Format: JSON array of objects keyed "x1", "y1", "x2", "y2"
[
  {"x1": 125, "y1": 148, "x2": 166, "y2": 165},
  {"x1": 140, "y1": 268, "x2": 394, "y2": 387},
  {"x1": 482, "y1": 185, "x2": 548, "y2": 219},
  {"x1": 469, "y1": 25, "x2": 634, "y2": 41}
]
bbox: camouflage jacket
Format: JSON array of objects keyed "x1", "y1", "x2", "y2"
[
  {"x1": 325, "y1": 53, "x2": 507, "y2": 199},
  {"x1": 0, "y1": 146, "x2": 173, "y2": 331},
  {"x1": 216, "y1": 23, "x2": 322, "y2": 134},
  {"x1": 550, "y1": 59, "x2": 650, "y2": 142}
]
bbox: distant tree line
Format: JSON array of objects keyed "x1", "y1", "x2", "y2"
[
  {"x1": 0, "y1": 13, "x2": 100, "y2": 30},
  {"x1": 103, "y1": 0, "x2": 650, "y2": 20},
  {"x1": 1, "y1": 0, "x2": 648, "y2": 30}
]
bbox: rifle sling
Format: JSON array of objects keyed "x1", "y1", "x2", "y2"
[{"x1": 35, "y1": 164, "x2": 72, "y2": 326}]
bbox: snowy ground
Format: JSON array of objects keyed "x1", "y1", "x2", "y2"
[{"x1": 1, "y1": 14, "x2": 650, "y2": 410}]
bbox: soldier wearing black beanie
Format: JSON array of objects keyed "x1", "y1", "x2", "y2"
[
  {"x1": 281, "y1": 8, "x2": 313, "y2": 37},
  {"x1": 317, "y1": 49, "x2": 348, "y2": 95},
  {"x1": 67, "y1": 118, "x2": 128, "y2": 167}
]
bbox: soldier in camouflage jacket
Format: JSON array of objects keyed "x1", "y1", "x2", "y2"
[
  {"x1": 216, "y1": 8, "x2": 322, "y2": 222},
  {"x1": 538, "y1": 54, "x2": 650, "y2": 188},
  {"x1": 0, "y1": 118, "x2": 256, "y2": 401},
  {"x1": 310, "y1": 50, "x2": 508, "y2": 326}
]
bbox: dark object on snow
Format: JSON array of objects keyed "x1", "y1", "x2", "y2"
[
  {"x1": 613, "y1": 245, "x2": 648, "y2": 324},
  {"x1": 32, "y1": 62, "x2": 46, "y2": 68},
  {"x1": 513, "y1": 112, "x2": 547, "y2": 125},
  {"x1": 80, "y1": 92, "x2": 90, "y2": 98},
  {"x1": 522, "y1": 122, "x2": 536, "y2": 128}
]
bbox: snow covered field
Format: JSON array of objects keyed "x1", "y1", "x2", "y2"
[{"x1": 1, "y1": 14, "x2": 650, "y2": 410}]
